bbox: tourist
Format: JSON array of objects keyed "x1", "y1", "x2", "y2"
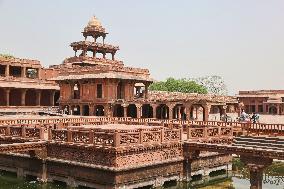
[{"x1": 251, "y1": 112, "x2": 258, "y2": 123}]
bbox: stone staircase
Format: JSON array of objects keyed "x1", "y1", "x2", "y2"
[{"x1": 232, "y1": 136, "x2": 284, "y2": 151}]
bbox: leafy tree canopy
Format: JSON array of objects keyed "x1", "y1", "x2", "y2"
[
  {"x1": 149, "y1": 78, "x2": 208, "y2": 94},
  {"x1": 190, "y1": 75, "x2": 228, "y2": 95},
  {"x1": 0, "y1": 53, "x2": 14, "y2": 59}
]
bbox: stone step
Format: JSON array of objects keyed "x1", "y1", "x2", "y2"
[
  {"x1": 234, "y1": 136, "x2": 284, "y2": 144},
  {"x1": 232, "y1": 141, "x2": 283, "y2": 148},
  {"x1": 233, "y1": 138, "x2": 284, "y2": 146},
  {"x1": 232, "y1": 143, "x2": 284, "y2": 151},
  {"x1": 234, "y1": 136, "x2": 282, "y2": 141},
  {"x1": 232, "y1": 141, "x2": 284, "y2": 150}
]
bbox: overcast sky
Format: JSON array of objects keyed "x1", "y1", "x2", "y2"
[{"x1": 0, "y1": 0, "x2": 283, "y2": 95}]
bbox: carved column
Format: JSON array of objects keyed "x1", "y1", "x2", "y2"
[
  {"x1": 136, "y1": 104, "x2": 142, "y2": 118},
  {"x1": 5, "y1": 88, "x2": 10, "y2": 106},
  {"x1": 5, "y1": 65, "x2": 9, "y2": 77},
  {"x1": 21, "y1": 89, "x2": 27, "y2": 106},
  {"x1": 21, "y1": 67, "x2": 26, "y2": 78},
  {"x1": 277, "y1": 104, "x2": 280, "y2": 115},
  {"x1": 240, "y1": 156, "x2": 272, "y2": 189},
  {"x1": 185, "y1": 104, "x2": 192, "y2": 121},
  {"x1": 122, "y1": 104, "x2": 128, "y2": 117},
  {"x1": 89, "y1": 104, "x2": 94, "y2": 116},
  {"x1": 36, "y1": 90, "x2": 41, "y2": 106},
  {"x1": 168, "y1": 104, "x2": 175, "y2": 120},
  {"x1": 151, "y1": 104, "x2": 157, "y2": 119},
  {"x1": 203, "y1": 104, "x2": 211, "y2": 121},
  {"x1": 49, "y1": 90, "x2": 56, "y2": 106}
]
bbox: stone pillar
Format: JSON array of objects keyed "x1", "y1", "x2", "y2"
[
  {"x1": 49, "y1": 90, "x2": 56, "y2": 106},
  {"x1": 168, "y1": 104, "x2": 174, "y2": 120},
  {"x1": 21, "y1": 89, "x2": 27, "y2": 106},
  {"x1": 277, "y1": 104, "x2": 280, "y2": 115},
  {"x1": 36, "y1": 90, "x2": 41, "y2": 106},
  {"x1": 5, "y1": 88, "x2": 10, "y2": 106},
  {"x1": 144, "y1": 84, "x2": 149, "y2": 99},
  {"x1": 79, "y1": 104, "x2": 83, "y2": 116},
  {"x1": 89, "y1": 105, "x2": 95, "y2": 116},
  {"x1": 21, "y1": 67, "x2": 26, "y2": 78},
  {"x1": 240, "y1": 156, "x2": 272, "y2": 189},
  {"x1": 195, "y1": 107, "x2": 198, "y2": 120},
  {"x1": 186, "y1": 105, "x2": 192, "y2": 121},
  {"x1": 5, "y1": 65, "x2": 9, "y2": 77},
  {"x1": 203, "y1": 104, "x2": 211, "y2": 121},
  {"x1": 248, "y1": 166, "x2": 264, "y2": 189},
  {"x1": 152, "y1": 104, "x2": 157, "y2": 119},
  {"x1": 122, "y1": 104, "x2": 128, "y2": 117},
  {"x1": 111, "y1": 53, "x2": 115, "y2": 60},
  {"x1": 136, "y1": 104, "x2": 142, "y2": 118}
]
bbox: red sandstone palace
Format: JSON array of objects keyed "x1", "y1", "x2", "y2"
[
  {"x1": 238, "y1": 90, "x2": 284, "y2": 115},
  {"x1": 1, "y1": 16, "x2": 241, "y2": 120}
]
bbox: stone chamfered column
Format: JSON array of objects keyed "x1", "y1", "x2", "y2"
[
  {"x1": 168, "y1": 104, "x2": 175, "y2": 120},
  {"x1": 203, "y1": 104, "x2": 211, "y2": 121},
  {"x1": 185, "y1": 104, "x2": 192, "y2": 121},
  {"x1": 240, "y1": 156, "x2": 272, "y2": 189},
  {"x1": 136, "y1": 104, "x2": 142, "y2": 118},
  {"x1": 36, "y1": 90, "x2": 41, "y2": 106},
  {"x1": 5, "y1": 65, "x2": 9, "y2": 77},
  {"x1": 5, "y1": 88, "x2": 10, "y2": 106},
  {"x1": 151, "y1": 104, "x2": 157, "y2": 119},
  {"x1": 89, "y1": 104, "x2": 94, "y2": 116},
  {"x1": 49, "y1": 90, "x2": 56, "y2": 106},
  {"x1": 21, "y1": 89, "x2": 27, "y2": 106},
  {"x1": 122, "y1": 103, "x2": 128, "y2": 117},
  {"x1": 21, "y1": 67, "x2": 26, "y2": 78}
]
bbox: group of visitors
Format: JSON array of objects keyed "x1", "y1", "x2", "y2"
[{"x1": 239, "y1": 110, "x2": 260, "y2": 123}]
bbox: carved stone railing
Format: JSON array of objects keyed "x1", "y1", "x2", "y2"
[
  {"x1": 49, "y1": 127, "x2": 182, "y2": 147},
  {"x1": 0, "y1": 125, "x2": 43, "y2": 139},
  {"x1": 186, "y1": 126, "x2": 233, "y2": 143}
]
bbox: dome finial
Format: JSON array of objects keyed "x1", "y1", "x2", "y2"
[{"x1": 87, "y1": 15, "x2": 102, "y2": 27}]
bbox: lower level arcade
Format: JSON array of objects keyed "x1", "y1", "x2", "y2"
[
  {"x1": 60, "y1": 103, "x2": 238, "y2": 121},
  {"x1": 0, "y1": 88, "x2": 60, "y2": 107}
]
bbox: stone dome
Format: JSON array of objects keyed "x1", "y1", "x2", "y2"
[{"x1": 87, "y1": 16, "x2": 102, "y2": 27}]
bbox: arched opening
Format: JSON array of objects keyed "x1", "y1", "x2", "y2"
[
  {"x1": 0, "y1": 88, "x2": 6, "y2": 106},
  {"x1": 73, "y1": 83, "x2": 80, "y2": 99},
  {"x1": 54, "y1": 91, "x2": 60, "y2": 106},
  {"x1": 25, "y1": 89, "x2": 37, "y2": 106},
  {"x1": 173, "y1": 104, "x2": 186, "y2": 120},
  {"x1": 142, "y1": 104, "x2": 153, "y2": 118},
  {"x1": 134, "y1": 83, "x2": 145, "y2": 98},
  {"x1": 156, "y1": 104, "x2": 169, "y2": 119},
  {"x1": 190, "y1": 105, "x2": 205, "y2": 121},
  {"x1": 269, "y1": 106, "x2": 277, "y2": 115},
  {"x1": 127, "y1": 104, "x2": 137, "y2": 118},
  {"x1": 95, "y1": 105, "x2": 105, "y2": 116},
  {"x1": 82, "y1": 105, "x2": 89, "y2": 116},
  {"x1": 9, "y1": 89, "x2": 21, "y2": 106},
  {"x1": 117, "y1": 81, "x2": 124, "y2": 99},
  {"x1": 73, "y1": 105, "x2": 81, "y2": 115},
  {"x1": 113, "y1": 104, "x2": 124, "y2": 117}
]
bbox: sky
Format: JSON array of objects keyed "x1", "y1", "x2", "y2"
[{"x1": 0, "y1": 0, "x2": 283, "y2": 95}]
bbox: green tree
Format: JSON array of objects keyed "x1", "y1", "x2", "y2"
[
  {"x1": 149, "y1": 77, "x2": 207, "y2": 94},
  {"x1": 0, "y1": 53, "x2": 14, "y2": 59}
]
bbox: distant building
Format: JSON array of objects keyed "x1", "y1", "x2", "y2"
[
  {"x1": 238, "y1": 90, "x2": 284, "y2": 115},
  {"x1": 0, "y1": 56, "x2": 60, "y2": 107}
]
